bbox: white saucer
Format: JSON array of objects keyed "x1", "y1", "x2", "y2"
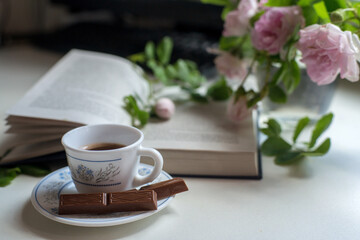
[{"x1": 31, "y1": 164, "x2": 174, "y2": 227}]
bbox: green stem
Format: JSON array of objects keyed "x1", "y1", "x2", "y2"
[
  {"x1": 233, "y1": 35, "x2": 248, "y2": 57},
  {"x1": 237, "y1": 54, "x2": 257, "y2": 90},
  {"x1": 342, "y1": 19, "x2": 360, "y2": 29},
  {"x1": 347, "y1": 8, "x2": 360, "y2": 23},
  {"x1": 264, "y1": 59, "x2": 271, "y2": 85},
  {"x1": 258, "y1": 58, "x2": 271, "y2": 99},
  {"x1": 148, "y1": 80, "x2": 154, "y2": 102}
]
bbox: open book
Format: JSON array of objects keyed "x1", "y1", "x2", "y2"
[{"x1": 1, "y1": 50, "x2": 261, "y2": 178}]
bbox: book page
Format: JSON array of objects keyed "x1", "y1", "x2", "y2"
[
  {"x1": 5, "y1": 116, "x2": 83, "y2": 127},
  {"x1": 143, "y1": 101, "x2": 257, "y2": 153},
  {"x1": 0, "y1": 139, "x2": 64, "y2": 164},
  {"x1": 5, "y1": 124, "x2": 75, "y2": 134},
  {"x1": 6, "y1": 49, "x2": 149, "y2": 125},
  {"x1": 0, "y1": 133, "x2": 62, "y2": 149}
]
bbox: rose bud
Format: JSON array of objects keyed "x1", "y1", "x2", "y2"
[
  {"x1": 227, "y1": 96, "x2": 254, "y2": 123},
  {"x1": 155, "y1": 98, "x2": 175, "y2": 120}
]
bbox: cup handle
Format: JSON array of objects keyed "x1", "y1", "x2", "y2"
[{"x1": 133, "y1": 146, "x2": 164, "y2": 187}]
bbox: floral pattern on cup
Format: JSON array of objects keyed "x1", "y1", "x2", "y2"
[
  {"x1": 95, "y1": 163, "x2": 121, "y2": 183},
  {"x1": 76, "y1": 164, "x2": 94, "y2": 182},
  {"x1": 69, "y1": 163, "x2": 121, "y2": 184}
]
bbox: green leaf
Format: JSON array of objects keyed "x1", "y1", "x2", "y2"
[
  {"x1": 250, "y1": 11, "x2": 265, "y2": 27},
  {"x1": 123, "y1": 95, "x2": 138, "y2": 115},
  {"x1": 353, "y1": 2, "x2": 360, "y2": 14},
  {"x1": 184, "y1": 60, "x2": 198, "y2": 71},
  {"x1": 313, "y1": 1, "x2": 330, "y2": 22},
  {"x1": 323, "y1": 0, "x2": 346, "y2": 12},
  {"x1": 219, "y1": 37, "x2": 242, "y2": 51},
  {"x1": 18, "y1": 164, "x2": 51, "y2": 177},
  {"x1": 302, "y1": 6, "x2": 319, "y2": 26},
  {"x1": 123, "y1": 95, "x2": 150, "y2": 128},
  {"x1": 147, "y1": 60, "x2": 168, "y2": 84},
  {"x1": 176, "y1": 59, "x2": 190, "y2": 81},
  {"x1": 156, "y1": 37, "x2": 173, "y2": 65},
  {"x1": 293, "y1": 116, "x2": 310, "y2": 143},
  {"x1": 274, "y1": 151, "x2": 304, "y2": 165},
  {"x1": 268, "y1": 119, "x2": 282, "y2": 136},
  {"x1": 153, "y1": 66, "x2": 168, "y2": 84},
  {"x1": 158, "y1": 58, "x2": 205, "y2": 90},
  {"x1": 261, "y1": 136, "x2": 292, "y2": 156},
  {"x1": 309, "y1": 113, "x2": 333, "y2": 148},
  {"x1": 261, "y1": 118, "x2": 282, "y2": 136},
  {"x1": 287, "y1": 44, "x2": 298, "y2": 61},
  {"x1": 283, "y1": 60, "x2": 300, "y2": 94},
  {"x1": 165, "y1": 65, "x2": 178, "y2": 79},
  {"x1": 265, "y1": 0, "x2": 295, "y2": 6},
  {"x1": 0, "y1": 176, "x2": 14, "y2": 187},
  {"x1": 190, "y1": 92, "x2": 209, "y2": 103},
  {"x1": 145, "y1": 41, "x2": 155, "y2": 60},
  {"x1": 297, "y1": 0, "x2": 314, "y2": 7},
  {"x1": 303, "y1": 138, "x2": 331, "y2": 156},
  {"x1": 200, "y1": 0, "x2": 228, "y2": 6},
  {"x1": 271, "y1": 63, "x2": 287, "y2": 85},
  {"x1": 3, "y1": 167, "x2": 21, "y2": 178},
  {"x1": 206, "y1": 78, "x2": 232, "y2": 101},
  {"x1": 289, "y1": 60, "x2": 300, "y2": 92},
  {"x1": 137, "y1": 110, "x2": 150, "y2": 127},
  {"x1": 269, "y1": 85, "x2": 287, "y2": 103},
  {"x1": 128, "y1": 53, "x2": 146, "y2": 63},
  {"x1": 187, "y1": 73, "x2": 206, "y2": 89},
  {"x1": 260, "y1": 128, "x2": 274, "y2": 136},
  {"x1": 146, "y1": 59, "x2": 157, "y2": 70},
  {"x1": 0, "y1": 167, "x2": 21, "y2": 187}
]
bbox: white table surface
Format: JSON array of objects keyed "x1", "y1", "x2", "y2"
[{"x1": 1, "y1": 45, "x2": 360, "y2": 240}]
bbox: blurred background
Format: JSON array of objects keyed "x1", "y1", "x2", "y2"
[{"x1": 0, "y1": 0, "x2": 223, "y2": 75}]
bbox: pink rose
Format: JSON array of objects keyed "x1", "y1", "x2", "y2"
[
  {"x1": 155, "y1": 98, "x2": 175, "y2": 120},
  {"x1": 297, "y1": 24, "x2": 360, "y2": 85},
  {"x1": 227, "y1": 96, "x2": 254, "y2": 123},
  {"x1": 251, "y1": 6, "x2": 304, "y2": 55},
  {"x1": 214, "y1": 52, "x2": 248, "y2": 81},
  {"x1": 223, "y1": 0, "x2": 258, "y2": 37}
]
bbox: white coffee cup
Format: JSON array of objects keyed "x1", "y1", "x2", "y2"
[{"x1": 61, "y1": 124, "x2": 163, "y2": 193}]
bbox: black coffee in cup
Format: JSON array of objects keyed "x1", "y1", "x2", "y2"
[{"x1": 82, "y1": 143, "x2": 126, "y2": 151}]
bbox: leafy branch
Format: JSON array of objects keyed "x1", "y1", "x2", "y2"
[
  {"x1": 129, "y1": 36, "x2": 206, "y2": 91},
  {"x1": 261, "y1": 113, "x2": 333, "y2": 165},
  {"x1": 126, "y1": 37, "x2": 233, "y2": 127}
]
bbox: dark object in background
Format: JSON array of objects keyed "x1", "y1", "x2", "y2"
[{"x1": 32, "y1": 0, "x2": 223, "y2": 75}]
